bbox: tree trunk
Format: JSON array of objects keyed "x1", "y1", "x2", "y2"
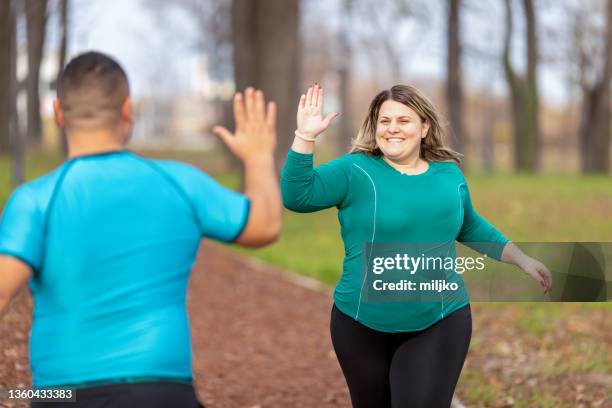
[
  {"x1": 481, "y1": 92, "x2": 495, "y2": 174},
  {"x1": 10, "y1": 0, "x2": 24, "y2": 186},
  {"x1": 337, "y1": 66, "x2": 352, "y2": 154},
  {"x1": 336, "y1": 0, "x2": 353, "y2": 155},
  {"x1": 446, "y1": 0, "x2": 465, "y2": 166},
  {"x1": 25, "y1": 0, "x2": 48, "y2": 146},
  {"x1": 232, "y1": 0, "x2": 301, "y2": 171},
  {"x1": 0, "y1": 0, "x2": 12, "y2": 153},
  {"x1": 502, "y1": 0, "x2": 540, "y2": 172},
  {"x1": 58, "y1": 0, "x2": 69, "y2": 155},
  {"x1": 579, "y1": 0, "x2": 611, "y2": 173}
]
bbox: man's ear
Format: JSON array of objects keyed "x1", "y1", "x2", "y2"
[
  {"x1": 121, "y1": 97, "x2": 133, "y2": 124},
  {"x1": 53, "y1": 99, "x2": 65, "y2": 128}
]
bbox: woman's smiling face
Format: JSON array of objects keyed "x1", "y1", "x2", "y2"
[{"x1": 375, "y1": 100, "x2": 430, "y2": 164}]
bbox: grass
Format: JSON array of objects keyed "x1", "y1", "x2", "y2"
[{"x1": 457, "y1": 369, "x2": 499, "y2": 406}]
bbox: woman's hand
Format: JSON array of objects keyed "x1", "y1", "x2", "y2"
[
  {"x1": 297, "y1": 83, "x2": 339, "y2": 140},
  {"x1": 502, "y1": 242, "x2": 553, "y2": 295},
  {"x1": 518, "y1": 256, "x2": 553, "y2": 294}
]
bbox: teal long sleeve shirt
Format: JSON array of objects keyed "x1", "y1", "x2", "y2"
[{"x1": 281, "y1": 150, "x2": 509, "y2": 332}]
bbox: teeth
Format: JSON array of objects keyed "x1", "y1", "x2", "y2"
[{"x1": 386, "y1": 138, "x2": 404, "y2": 143}]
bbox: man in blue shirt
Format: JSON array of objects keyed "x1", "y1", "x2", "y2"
[{"x1": 0, "y1": 51, "x2": 281, "y2": 407}]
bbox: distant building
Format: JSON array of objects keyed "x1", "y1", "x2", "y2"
[{"x1": 131, "y1": 56, "x2": 233, "y2": 151}]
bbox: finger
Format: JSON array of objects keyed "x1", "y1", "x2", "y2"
[
  {"x1": 254, "y1": 89, "x2": 265, "y2": 122},
  {"x1": 233, "y1": 93, "x2": 246, "y2": 130},
  {"x1": 312, "y1": 83, "x2": 319, "y2": 108},
  {"x1": 306, "y1": 86, "x2": 313, "y2": 107},
  {"x1": 266, "y1": 101, "x2": 277, "y2": 131},
  {"x1": 539, "y1": 269, "x2": 551, "y2": 289},
  {"x1": 212, "y1": 126, "x2": 234, "y2": 147},
  {"x1": 317, "y1": 86, "x2": 324, "y2": 112},
  {"x1": 299, "y1": 94, "x2": 306, "y2": 109},
  {"x1": 541, "y1": 275, "x2": 549, "y2": 292},
  {"x1": 244, "y1": 87, "x2": 255, "y2": 121},
  {"x1": 323, "y1": 112, "x2": 341, "y2": 128}
]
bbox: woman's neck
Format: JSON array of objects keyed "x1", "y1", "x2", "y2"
[{"x1": 382, "y1": 155, "x2": 428, "y2": 174}]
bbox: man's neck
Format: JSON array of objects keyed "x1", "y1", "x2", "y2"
[{"x1": 67, "y1": 129, "x2": 126, "y2": 159}]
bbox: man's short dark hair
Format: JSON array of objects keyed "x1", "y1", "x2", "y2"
[{"x1": 57, "y1": 51, "x2": 130, "y2": 130}]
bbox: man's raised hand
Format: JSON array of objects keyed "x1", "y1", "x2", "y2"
[{"x1": 213, "y1": 87, "x2": 277, "y2": 163}]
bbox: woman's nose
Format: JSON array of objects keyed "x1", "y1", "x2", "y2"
[{"x1": 388, "y1": 121, "x2": 399, "y2": 132}]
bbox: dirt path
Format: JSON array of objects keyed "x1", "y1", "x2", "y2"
[
  {"x1": 2, "y1": 244, "x2": 608, "y2": 407},
  {"x1": 0, "y1": 243, "x2": 351, "y2": 407}
]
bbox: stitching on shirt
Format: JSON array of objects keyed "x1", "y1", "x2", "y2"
[
  {"x1": 338, "y1": 155, "x2": 354, "y2": 209},
  {"x1": 442, "y1": 183, "x2": 467, "y2": 318},
  {"x1": 39, "y1": 161, "x2": 77, "y2": 274},
  {"x1": 456, "y1": 183, "x2": 466, "y2": 238},
  {"x1": 131, "y1": 156, "x2": 204, "y2": 236},
  {"x1": 352, "y1": 163, "x2": 376, "y2": 320}
]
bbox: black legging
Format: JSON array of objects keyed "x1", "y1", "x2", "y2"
[{"x1": 330, "y1": 304, "x2": 472, "y2": 408}]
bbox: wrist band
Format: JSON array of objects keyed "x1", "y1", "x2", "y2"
[{"x1": 294, "y1": 130, "x2": 317, "y2": 142}]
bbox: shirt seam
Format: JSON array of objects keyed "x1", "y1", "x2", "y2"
[{"x1": 131, "y1": 157, "x2": 204, "y2": 236}]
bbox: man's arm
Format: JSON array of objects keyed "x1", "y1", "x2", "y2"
[
  {"x1": 0, "y1": 255, "x2": 32, "y2": 314},
  {"x1": 236, "y1": 155, "x2": 282, "y2": 247},
  {"x1": 213, "y1": 87, "x2": 282, "y2": 248}
]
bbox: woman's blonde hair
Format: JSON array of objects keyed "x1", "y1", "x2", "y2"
[{"x1": 350, "y1": 85, "x2": 463, "y2": 164}]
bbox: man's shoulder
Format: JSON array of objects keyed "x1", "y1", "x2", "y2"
[
  {"x1": 146, "y1": 159, "x2": 224, "y2": 196},
  {"x1": 149, "y1": 159, "x2": 205, "y2": 179},
  {"x1": 2, "y1": 165, "x2": 67, "y2": 218},
  {"x1": 12, "y1": 166, "x2": 67, "y2": 203}
]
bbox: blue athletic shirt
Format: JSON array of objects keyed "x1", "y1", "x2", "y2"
[{"x1": 0, "y1": 150, "x2": 250, "y2": 387}]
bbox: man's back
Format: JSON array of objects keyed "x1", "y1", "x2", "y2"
[
  {"x1": 0, "y1": 151, "x2": 249, "y2": 386},
  {"x1": 1, "y1": 52, "x2": 280, "y2": 407}
]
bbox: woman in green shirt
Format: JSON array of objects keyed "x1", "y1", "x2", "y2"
[{"x1": 281, "y1": 84, "x2": 552, "y2": 408}]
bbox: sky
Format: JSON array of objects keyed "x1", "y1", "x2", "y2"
[{"x1": 54, "y1": 0, "x2": 574, "y2": 107}]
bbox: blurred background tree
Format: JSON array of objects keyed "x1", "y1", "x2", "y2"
[{"x1": 25, "y1": 0, "x2": 49, "y2": 147}]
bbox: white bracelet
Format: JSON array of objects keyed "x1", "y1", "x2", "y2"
[{"x1": 294, "y1": 130, "x2": 317, "y2": 142}]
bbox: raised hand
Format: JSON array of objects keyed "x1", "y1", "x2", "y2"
[
  {"x1": 296, "y1": 84, "x2": 339, "y2": 140},
  {"x1": 213, "y1": 87, "x2": 277, "y2": 163}
]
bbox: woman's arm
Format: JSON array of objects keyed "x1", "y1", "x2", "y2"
[
  {"x1": 458, "y1": 180, "x2": 552, "y2": 294},
  {"x1": 281, "y1": 84, "x2": 346, "y2": 213}
]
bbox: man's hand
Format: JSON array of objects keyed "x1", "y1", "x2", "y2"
[
  {"x1": 212, "y1": 87, "x2": 282, "y2": 248},
  {"x1": 213, "y1": 87, "x2": 276, "y2": 164},
  {"x1": 0, "y1": 255, "x2": 32, "y2": 314}
]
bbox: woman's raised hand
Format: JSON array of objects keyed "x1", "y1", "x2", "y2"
[{"x1": 296, "y1": 84, "x2": 340, "y2": 140}]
